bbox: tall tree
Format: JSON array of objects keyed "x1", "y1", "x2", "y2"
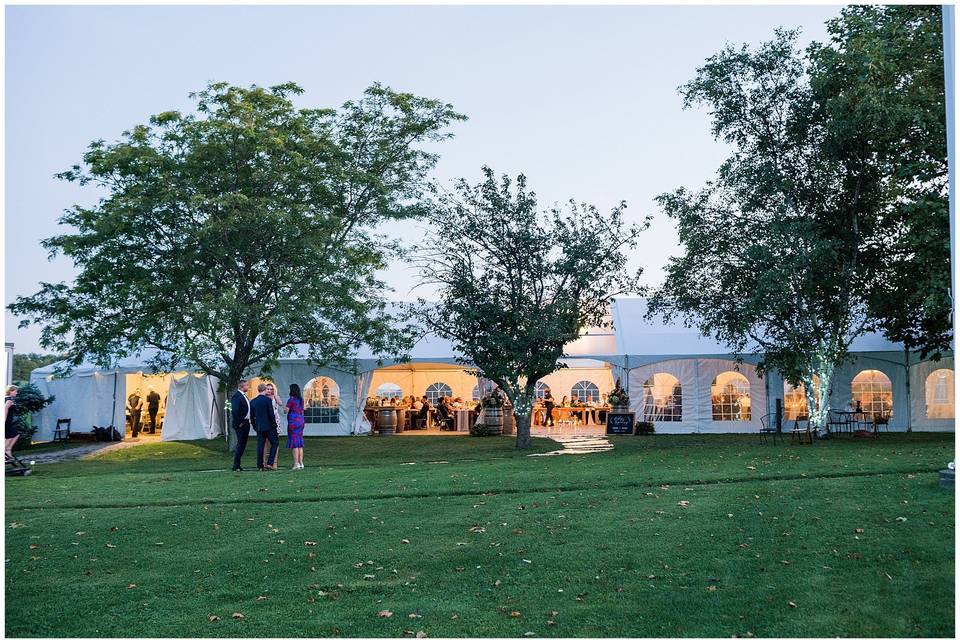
[
  {"x1": 412, "y1": 168, "x2": 645, "y2": 449},
  {"x1": 810, "y1": 5, "x2": 950, "y2": 428},
  {"x1": 649, "y1": 30, "x2": 884, "y2": 432},
  {"x1": 10, "y1": 82, "x2": 465, "y2": 448}
]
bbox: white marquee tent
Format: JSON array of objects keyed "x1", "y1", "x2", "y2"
[{"x1": 29, "y1": 298, "x2": 954, "y2": 441}]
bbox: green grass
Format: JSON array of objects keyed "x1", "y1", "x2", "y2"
[{"x1": 5, "y1": 434, "x2": 955, "y2": 637}]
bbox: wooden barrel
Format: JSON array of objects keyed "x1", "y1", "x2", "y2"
[
  {"x1": 484, "y1": 408, "x2": 504, "y2": 436},
  {"x1": 378, "y1": 408, "x2": 397, "y2": 436}
]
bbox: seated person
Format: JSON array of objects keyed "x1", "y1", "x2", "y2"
[
  {"x1": 415, "y1": 396, "x2": 431, "y2": 428},
  {"x1": 435, "y1": 397, "x2": 455, "y2": 430}
]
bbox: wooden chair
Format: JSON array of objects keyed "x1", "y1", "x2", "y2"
[
  {"x1": 789, "y1": 415, "x2": 813, "y2": 445},
  {"x1": 53, "y1": 418, "x2": 71, "y2": 442},
  {"x1": 758, "y1": 413, "x2": 782, "y2": 444}
]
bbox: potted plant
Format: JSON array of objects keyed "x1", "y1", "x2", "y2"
[
  {"x1": 635, "y1": 420, "x2": 655, "y2": 436},
  {"x1": 607, "y1": 379, "x2": 631, "y2": 414},
  {"x1": 11, "y1": 383, "x2": 55, "y2": 450}
]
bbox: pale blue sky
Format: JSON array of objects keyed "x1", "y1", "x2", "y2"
[{"x1": 4, "y1": 4, "x2": 840, "y2": 353}]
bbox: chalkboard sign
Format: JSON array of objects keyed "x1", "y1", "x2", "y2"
[{"x1": 606, "y1": 412, "x2": 635, "y2": 435}]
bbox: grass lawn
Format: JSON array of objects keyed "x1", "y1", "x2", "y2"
[{"x1": 4, "y1": 433, "x2": 955, "y2": 637}]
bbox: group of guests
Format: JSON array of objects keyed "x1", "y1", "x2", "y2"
[
  {"x1": 372, "y1": 394, "x2": 485, "y2": 431},
  {"x1": 537, "y1": 389, "x2": 610, "y2": 427},
  {"x1": 230, "y1": 380, "x2": 305, "y2": 471},
  {"x1": 126, "y1": 387, "x2": 162, "y2": 437}
]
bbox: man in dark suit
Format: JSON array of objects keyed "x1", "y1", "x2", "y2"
[
  {"x1": 230, "y1": 379, "x2": 251, "y2": 471},
  {"x1": 250, "y1": 382, "x2": 279, "y2": 470}
]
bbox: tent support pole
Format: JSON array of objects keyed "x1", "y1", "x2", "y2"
[{"x1": 111, "y1": 371, "x2": 119, "y2": 441}]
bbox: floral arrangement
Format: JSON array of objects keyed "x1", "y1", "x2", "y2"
[
  {"x1": 607, "y1": 380, "x2": 630, "y2": 409},
  {"x1": 481, "y1": 391, "x2": 505, "y2": 409}
]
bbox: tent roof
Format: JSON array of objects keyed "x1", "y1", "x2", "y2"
[
  {"x1": 31, "y1": 298, "x2": 907, "y2": 380},
  {"x1": 610, "y1": 297, "x2": 902, "y2": 356}
]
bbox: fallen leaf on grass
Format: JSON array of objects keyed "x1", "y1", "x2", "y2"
[
  {"x1": 408, "y1": 613, "x2": 422, "y2": 619},
  {"x1": 494, "y1": 580, "x2": 502, "y2": 587},
  {"x1": 105, "y1": 544, "x2": 116, "y2": 548},
  {"x1": 707, "y1": 586, "x2": 717, "y2": 592},
  {"x1": 547, "y1": 620, "x2": 556, "y2": 626},
  {"x1": 468, "y1": 526, "x2": 486, "y2": 533},
  {"x1": 510, "y1": 611, "x2": 522, "y2": 617},
  {"x1": 377, "y1": 610, "x2": 393, "y2": 618},
  {"x1": 883, "y1": 572, "x2": 893, "y2": 581},
  {"x1": 28, "y1": 544, "x2": 38, "y2": 550},
  {"x1": 127, "y1": 584, "x2": 137, "y2": 589},
  {"x1": 305, "y1": 541, "x2": 317, "y2": 546},
  {"x1": 895, "y1": 517, "x2": 907, "y2": 522},
  {"x1": 208, "y1": 615, "x2": 220, "y2": 622},
  {"x1": 854, "y1": 528, "x2": 864, "y2": 534},
  {"x1": 746, "y1": 466, "x2": 756, "y2": 470},
  {"x1": 416, "y1": 632, "x2": 428, "y2": 638},
  {"x1": 231, "y1": 612, "x2": 244, "y2": 620},
  {"x1": 256, "y1": 595, "x2": 268, "y2": 601},
  {"x1": 788, "y1": 602, "x2": 797, "y2": 609},
  {"x1": 677, "y1": 501, "x2": 690, "y2": 508},
  {"x1": 401, "y1": 539, "x2": 410, "y2": 544},
  {"x1": 363, "y1": 574, "x2": 376, "y2": 580},
  {"x1": 450, "y1": 614, "x2": 459, "y2": 620}
]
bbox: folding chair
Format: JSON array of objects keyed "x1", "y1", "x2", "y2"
[
  {"x1": 54, "y1": 418, "x2": 72, "y2": 442},
  {"x1": 789, "y1": 415, "x2": 813, "y2": 445}
]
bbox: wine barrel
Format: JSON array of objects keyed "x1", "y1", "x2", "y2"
[
  {"x1": 378, "y1": 408, "x2": 397, "y2": 436},
  {"x1": 484, "y1": 408, "x2": 504, "y2": 436}
]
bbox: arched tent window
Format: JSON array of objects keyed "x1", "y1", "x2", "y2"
[
  {"x1": 471, "y1": 379, "x2": 496, "y2": 401},
  {"x1": 783, "y1": 376, "x2": 820, "y2": 421},
  {"x1": 851, "y1": 370, "x2": 893, "y2": 420},
  {"x1": 425, "y1": 382, "x2": 453, "y2": 403},
  {"x1": 304, "y1": 376, "x2": 340, "y2": 424},
  {"x1": 535, "y1": 381, "x2": 551, "y2": 400},
  {"x1": 925, "y1": 369, "x2": 954, "y2": 419},
  {"x1": 712, "y1": 372, "x2": 751, "y2": 421},
  {"x1": 375, "y1": 382, "x2": 403, "y2": 399},
  {"x1": 642, "y1": 373, "x2": 682, "y2": 422},
  {"x1": 571, "y1": 381, "x2": 600, "y2": 404}
]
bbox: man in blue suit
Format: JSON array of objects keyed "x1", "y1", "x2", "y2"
[
  {"x1": 250, "y1": 382, "x2": 279, "y2": 470},
  {"x1": 230, "y1": 379, "x2": 251, "y2": 471}
]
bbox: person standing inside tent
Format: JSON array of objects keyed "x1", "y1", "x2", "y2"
[
  {"x1": 127, "y1": 390, "x2": 143, "y2": 438},
  {"x1": 250, "y1": 383, "x2": 279, "y2": 470},
  {"x1": 5, "y1": 385, "x2": 20, "y2": 457},
  {"x1": 286, "y1": 384, "x2": 305, "y2": 469},
  {"x1": 230, "y1": 379, "x2": 251, "y2": 472},
  {"x1": 146, "y1": 386, "x2": 161, "y2": 434},
  {"x1": 543, "y1": 389, "x2": 556, "y2": 427}
]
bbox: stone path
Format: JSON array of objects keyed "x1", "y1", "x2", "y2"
[
  {"x1": 17, "y1": 439, "x2": 149, "y2": 465},
  {"x1": 529, "y1": 433, "x2": 614, "y2": 456}
]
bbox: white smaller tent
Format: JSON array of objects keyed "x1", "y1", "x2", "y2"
[{"x1": 30, "y1": 352, "x2": 224, "y2": 442}]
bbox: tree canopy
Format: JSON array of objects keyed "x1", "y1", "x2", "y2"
[
  {"x1": 648, "y1": 30, "x2": 881, "y2": 431},
  {"x1": 810, "y1": 4, "x2": 950, "y2": 359},
  {"x1": 9, "y1": 82, "x2": 466, "y2": 424},
  {"x1": 412, "y1": 167, "x2": 646, "y2": 448}
]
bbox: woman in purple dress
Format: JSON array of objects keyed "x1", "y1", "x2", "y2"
[{"x1": 286, "y1": 383, "x2": 306, "y2": 469}]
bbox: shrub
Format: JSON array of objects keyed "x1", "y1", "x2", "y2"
[
  {"x1": 635, "y1": 420, "x2": 655, "y2": 435},
  {"x1": 11, "y1": 383, "x2": 55, "y2": 437},
  {"x1": 470, "y1": 422, "x2": 490, "y2": 437}
]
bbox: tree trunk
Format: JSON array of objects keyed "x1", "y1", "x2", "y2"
[
  {"x1": 804, "y1": 356, "x2": 834, "y2": 435},
  {"x1": 511, "y1": 386, "x2": 536, "y2": 450}
]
